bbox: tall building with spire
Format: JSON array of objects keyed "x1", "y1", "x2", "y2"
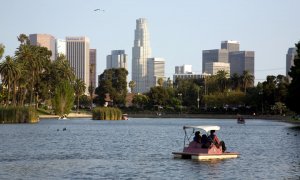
[{"x1": 132, "y1": 18, "x2": 152, "y2": 93}]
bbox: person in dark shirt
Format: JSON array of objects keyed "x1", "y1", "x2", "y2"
[
  {"x1": 201, "y1": 134, "x2": 210, "y2": 148},
  {"x1": 193, "y1": 131, "x2": 201, "y2": 143}
]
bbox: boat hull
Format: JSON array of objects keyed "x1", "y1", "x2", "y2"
[{"x1": 172, "y1": 152, "x2": 239, "y2": 160}]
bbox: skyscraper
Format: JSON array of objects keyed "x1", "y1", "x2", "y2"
[
  {"x1": 175, "y1": 65, "x2": 192, "y2": 74},
  {"x1": 132, "y1": 18, "x2": 152, "y2": 93},
  {"x1": 106, "y1": 50, "x2": 128, "y2": 70},
  {"x1": 55, "y1": 39, "x2": 66, "y2": 58},
  {"x1": 89, "y1": 49, "x2": 97, "y2": 89},
  {"x1": 147, "y1": 58, "x2": 165, "y2": 90},
  {"x1": 221, "y1": 40, "x2": 240, "y2": 52},
  {"x1": 202, "y1": 49, "x2": 228, "y2": 73},
  {"x1": 66, "y1": 36, "x2": 90, "y2": 94},
  {"x1": 229, "y1": 51, "x2": 255, "y2": 76},
  {"x1": 29, "y1": 34, "x2": 56, "y2": 60},
  {"x1": 286, "y1": 47, "x2": 297, "y2": 82},
  {"x1": 205, "y1": 62, "x2": 230, "y2": 76}
]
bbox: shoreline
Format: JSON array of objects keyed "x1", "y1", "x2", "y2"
[{"x1": 39, "y1": 113, "x2": 300, "y2": 124}]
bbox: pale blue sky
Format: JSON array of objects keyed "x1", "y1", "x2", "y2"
[{"x1": 1, "y1": 0, "x2": 299, "y2": 84}]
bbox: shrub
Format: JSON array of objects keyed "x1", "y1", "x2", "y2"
[
  {"x1": 92, "y1": 107, "x2": 123, "y2": 120},
  {"x1": 0, "y1": 107, "x2": 39, "y2": 124}
]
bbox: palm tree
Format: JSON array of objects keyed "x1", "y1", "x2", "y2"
[
  {"x1": 129, "y1": 80, "x2": 136, "y2": 93},
  {"x1": 216, "y1": 70, "x2": 229, "y2": 93},
  {"x1": 17, "y1": 34, "x2": 29, "y2": 45},
  {"x1": 89, "y1": 64, "x2": 95, "y2": 109},
  {"x1": 74, "y1": 78, "x2": 86, "y2": 113},
  {"x1": 157, "y1": 77, "x2": 164, "y2": 87},
  {"x1": 0, "y1": 44, "x2": 5, "y2": 59},
  {"x1": 0, "y1": 56, "x2": 20, "y2": 106},
  {"x1": 167, "y1": 77, "x2": 172, "y2": 88},
  {"x1": 230, "y1": 73, "x2": 241, "y2": 91},
  {"x1": 241, "y1": 70, "x2": 254, "y2": 93}
]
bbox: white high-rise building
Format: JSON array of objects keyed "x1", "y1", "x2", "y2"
[
  {"x1": 147, "y1": 58, "x2": 165, "y2": 90},
  {"x1": 132, "y1": 18, "x2": 152, "y2": 93},
  {"x1": 66, "y1": 36, "x2": 90, "y2": 94},
  {"x1": 106, "y1": 50, "x2": 128, "y2": 70},
  {"x1": 55, "y1": 39, "x2": 66, "y2": 58},
  {"x1": 175, "y1": 65, "x2": 192, "y2": 74}
]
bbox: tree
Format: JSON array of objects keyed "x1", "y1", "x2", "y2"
[
  {"x1": 286, "y1": 41, "x2": 300, "y2": 114},
  {"x1": 157, "y1": 77, "x2": 164, "y2": 87},
  {"x1": 74, "y1": 78, "x2": 86, "y2": 113},
  {"x1": 147, "y1": 86, "x2": 170, "y2": 106},
  {"x1": 241, "y1": 70, "x2": 254, "y2": 93},
  {"x1": 216, "y1": 70, "x2": 229, "y2": 93},
  {"x1": 52, "y1": 80, "x2": 75, "y2": 117},
  {"x1": 132, "y1": 94, "x2": 149, "y2": 109},
  {"x1": 230, "y1": 73, "x2": 241, "y2": 91},
  {"x1": 95, "y1": 68, "x2": 128, "y2": 106},
  {"x1": 0, "y1": 56, "x2": 20, "y2": 106},
  {"x1": 167, "y1": 77, "x2": 172, "y2": 88},
  {"x1": 0, "y1": 44, "x2": 4, "y2": 59},
  {"x1": 15, "y1": 40, "x2": 52, "y2": 106},
  {"x1": 129, "y1": 80, "x2": 136, "y2": 93}
]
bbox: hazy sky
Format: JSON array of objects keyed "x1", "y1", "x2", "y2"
[{"x1": 1, "y1": 0, "x2": 299, "y2": 84}]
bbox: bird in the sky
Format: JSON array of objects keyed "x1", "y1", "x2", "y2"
[{"x1": 94, "y1": 9, "x2": 105, "y2": 12}]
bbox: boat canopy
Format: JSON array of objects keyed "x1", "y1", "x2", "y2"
[{"x1": 183, "y1": 125, "x2": 220, "y2": 132}]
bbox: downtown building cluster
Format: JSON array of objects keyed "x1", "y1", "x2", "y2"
[
  {"x1": 174, "y1": 41, "x2": 255, "y2": 82},
  {"x1": 28, "y1": 18, "x2": 297, "y2": 96},
  {"x1": 28, "y1": 34, "x2": 96, "y2": 95}
]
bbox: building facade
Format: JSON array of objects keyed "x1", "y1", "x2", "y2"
[
  {"x1": 29, "y1": 34, "x2": 56, "y2": 60},
  {"x1": 286, "y1": 47, "x2": 297, "y2": 82},
  {"x1": 221, "y1": 40, "x2": 240, "y2": 52},
  {"x1": 175, "y1": 64, "x2": 192, "y2": 74},
  {"x1": 55, "y1": 39, "x2": 66, "y2": 58},
  {"x1": 173, "y1": 73, "x2": 210, "y2": 81},
  {"x1": 202, "y1": 49, "x2": 228, "y2": 73},
  {"x1": 66, "y1": 36, "x2": 90, "y2": 94},
  {"x1": 89, "y1": 49, "x2": 97, "y2": 89},
  {"x1": 202, "y1": 41, "x2": 255, "y2": 79},
  {"x1": 106, "y1": 50, "x2": 128, "y2": 70},
  {"x1": 205, "y1": 62, "x2": 230, "y2": 76},
  {"x1": 229, "y1": 51, "x2": 255, "y2": 76},
  {"x1": 147, "y1": 58, "x2": 165, "y2": 90},
  {"x1": 132, "y1": 18, "x2": 152, "y2": 93}
]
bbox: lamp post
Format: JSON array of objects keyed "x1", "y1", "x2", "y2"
[
  {"x1": 197, "y1": 88, "x2": 200, "y2": 109},
  {"x1": 178, "y1": 93, "x2": 182, "y2": 114}
]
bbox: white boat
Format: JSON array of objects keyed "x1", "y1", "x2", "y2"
[
  {"x1": 58, "y1": 114, "x2": 68, "y2": 120},
  {"x1": 172, "y1": 125, "x2": 239, "y2": 160}
]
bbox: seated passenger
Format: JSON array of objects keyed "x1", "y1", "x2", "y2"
[
  {"x1": 201, "y1": 134, "x2": 210, "y2": 148},
  {"x1": 208, "y1": 130, "x2": 226, "y2": 152},
  {"x1": 193, "y1": 131, "x2": 202, "y2": 144}
]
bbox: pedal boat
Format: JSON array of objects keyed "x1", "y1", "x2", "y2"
[{"x1": 172, "y1": 125, "x2": 239, "y2": 160}]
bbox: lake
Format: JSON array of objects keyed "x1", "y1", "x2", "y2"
[{"x1": 0, "y1": 118, "x2": 299, "y2": 179}]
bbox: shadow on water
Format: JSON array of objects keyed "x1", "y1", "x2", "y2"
[{"x1": 289, "y1": 126, "x2": 300, "y2": 131}]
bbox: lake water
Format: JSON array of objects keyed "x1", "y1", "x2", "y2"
[{"x1": 0, "y1": 118, "x2": 299, "y2": 179}]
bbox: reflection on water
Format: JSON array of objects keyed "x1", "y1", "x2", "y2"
[{"x1": 0, "y1": 118, "x2": 299, "y2": 179}]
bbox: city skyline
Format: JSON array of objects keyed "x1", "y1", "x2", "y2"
[{"x1": 1, "y1": 0, "x2": 300, "y2": 85}]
